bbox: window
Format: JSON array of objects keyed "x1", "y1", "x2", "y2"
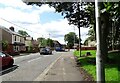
[
  {"x1": 14, "y1": 35, "x2": 16, "y2": 41},
  {"x1": 0, "y1": 52, "x2": 6, "y2": 57}
]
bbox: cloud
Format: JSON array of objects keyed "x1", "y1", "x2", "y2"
[
  {"x1": 0, "y1": 0, "x2": 89, "y2": 44},
  {"x1": 23, "y1": 19, "x2": 89, "y2": 44},
  {"x1": 0, "y1": 0, "x2": 32, "y2": 9},
  {"x1": 0, "y1": 0, "x2": 55, "y2": 24},
  {"x1": 0, "y1": 7, "x2": 40, "y2": 24},
  {"x1": 0, "y1": 0, "x2": 55, "y2": 12}
]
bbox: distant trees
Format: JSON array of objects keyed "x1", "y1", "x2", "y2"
[
  {"x1": 37, "y1": 37, "x2": 46, "y2": 47},
  {"x1": 18, "y1": 30, "x2": 29, "y2": 37},
  {"x1": 37, "y1": 37, "x2": 54, "y2": 47},
  {"x1": 64, "y1": 32, "x2": 79, "y2": 48},
  {"x1": 46, "y1": 38, "x2": 54, "y2": 47}
]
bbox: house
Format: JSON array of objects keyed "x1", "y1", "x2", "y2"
[
  {"x1": 53, "y1": 40, "x2": 65, "y2": 51},
  {"x1": 0, "y1": 28, "x2": 2, "y2": 51},
  {"x1": 88, "y1": 40, "x2": 96, "y2": 47},
  {"x1": 25, "y1": 36, "x2": 39, "y2": 52},
  {"x1": 25, "y1": 36, "x2": 33, "y2": 51},
  {"x1": 0, "y1": 26, "x2": 25, "y2": 55}
]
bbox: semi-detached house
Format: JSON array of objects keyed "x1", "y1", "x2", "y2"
[{"x1": 0, "y1": 25, "x2": 25, "y2": 55}]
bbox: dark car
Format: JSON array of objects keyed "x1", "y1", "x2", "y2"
[
  {"x1": 40, "y1": 47, "x2": 52, "y2": 55},
  {"x1": 55, "y1": 47, "x2": 65, "y2": 52},
  {"x1": 0, "y1": 51, "x2": 14, "y2": 68}
]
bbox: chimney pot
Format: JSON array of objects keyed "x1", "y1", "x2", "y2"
[{"x1": 9, "y1": 26, "x2": 14, "y2": 31}]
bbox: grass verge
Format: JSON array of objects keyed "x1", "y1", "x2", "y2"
[{"x1": 73, "y1": 50, "x2": 119, "y2": 81}]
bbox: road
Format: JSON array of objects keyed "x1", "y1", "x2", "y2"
[{"x1": 1, "y1": 51, "x2": 66, "y2": 81}]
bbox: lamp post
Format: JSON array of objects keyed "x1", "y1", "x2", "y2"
[{"x1": 95, "y1": 0, "x2": 105, "y2": 82}]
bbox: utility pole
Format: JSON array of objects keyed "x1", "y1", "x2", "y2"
[{"x1": 95, "y1": 0, "x2": 105, "y2": 82}]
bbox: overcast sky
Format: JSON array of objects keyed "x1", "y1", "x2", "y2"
[{"x1": 0, "y1": 0, "x2": 89, "y2": 44}]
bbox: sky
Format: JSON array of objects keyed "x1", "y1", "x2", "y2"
[{"x1": 0, "y1": 0, "x2": 89, "y2": 44}]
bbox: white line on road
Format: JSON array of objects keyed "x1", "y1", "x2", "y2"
[
  {"x1": 28, "y1": 57, "x2": 41, "y2": 63},
  {"x1": 14, "y1": 53, "x2": 40, "y2": 60},
  {"x1": 34, "y1": 55, "x2": 63, "y2": 81}
]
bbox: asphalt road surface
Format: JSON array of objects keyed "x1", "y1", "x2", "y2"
[{"x1": 1, "y1": 51, "x2": 66, "y2": 81}]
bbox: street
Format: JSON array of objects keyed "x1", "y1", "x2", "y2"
[{"x1": 1, "y1": 51, "x2": 65, "y2": 81}]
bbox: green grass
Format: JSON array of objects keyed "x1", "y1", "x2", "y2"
[{"x1": 73, "y1": 50, "x2": 119, "y2": 81}]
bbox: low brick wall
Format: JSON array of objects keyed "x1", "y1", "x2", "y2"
[{"x1": 76, "y1": 46, "x2": 96, "y2": 50}]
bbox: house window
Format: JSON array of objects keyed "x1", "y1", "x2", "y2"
[
  {"x1": 14, "y1": 36, "x2": 16, "y2": 41},
  {"x1": 13, "y1": 46, "x2": 16, "y2": 51},
  {"x1": 13, "y1": 46, "x2": 19, "y2": 52}
]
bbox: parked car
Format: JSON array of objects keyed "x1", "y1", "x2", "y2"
[
  {"x1": 0, "y1": 51, "x2": 14, "y2": 68},
  {"x1": 39, "y1": 47, "x2": 52, "y2": 55}
]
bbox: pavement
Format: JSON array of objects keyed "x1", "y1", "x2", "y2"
[{"x1": 36, "y1": 51, "x2": 87, "y2": 81}]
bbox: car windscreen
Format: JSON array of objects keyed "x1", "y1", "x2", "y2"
[
  {"x1": 40, "y1": 48, "x2": 46, "y2": 50},
  {"x1": 0, "y1": 52, "x2": 6, "y2": 57}
]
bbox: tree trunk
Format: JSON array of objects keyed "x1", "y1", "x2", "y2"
[
  {"x1": 78, "y1": 27, "x2": 81, "y2": 57},
  {"x1": 101, "y1": 12, "x2": 110, "y2": 63},
  {"x1": 77, "y1": 3, "x2": 81, "y2": 57}
]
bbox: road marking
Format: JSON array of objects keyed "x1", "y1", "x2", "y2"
[
  {"x1": 63, "y1": 68, "x2": 66, "y2": 75},
  {"x1": 34, "y1": 55, "x2": 63, "y2": 81},
  {"x1": 42, "y1": 55, "x2": 52, "y2": 57},
  {"x1": 14, "y1": 53, "x2": 40, "y2": 60},
  {"x1": 28, "y1": 57, "x2": 41, "y2": 63}
]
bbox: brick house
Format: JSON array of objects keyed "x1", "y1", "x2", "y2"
[{"x1": 0, "y1": 26, "x2": 25, "y2": 55}]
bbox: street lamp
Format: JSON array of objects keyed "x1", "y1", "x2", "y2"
[{"x1": 95, "y1": 0, "x2": 105, "y2": 82}]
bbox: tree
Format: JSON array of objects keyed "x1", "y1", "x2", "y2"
[
  {"x1": 64, "y1": 32, "x2": 79, "y2": 49},
  {"x1": 37, "y1": 37, "x2": 47, "y2": 47},
  {"x1": 85, "y1": 2, "x2": 120, "y2": 62},
  {"x1": 37, "y1": 37, "x2": 54, "y2": 47},
  {"x1": 46, "y1": 38, "x2": 54, "y2": 47},
  {"x1": 0, "y1": 40, "x2": 8, "y2": 51},
  {"x1": 18, "y1": 30, "x2": 29, "y2": 37},
  {"x1": 99, "y1": 2, "x2": 120, "y2": 61}
]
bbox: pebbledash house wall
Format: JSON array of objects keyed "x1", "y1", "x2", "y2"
[
  {"x1": 1, "y1": 28, "x2": 13, "y2": 54},
  {"x1": 2, "y1": 28, "x2": 12, "y2": 43}
]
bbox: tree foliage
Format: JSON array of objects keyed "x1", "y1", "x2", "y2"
[
  {"x1": 99, "y1": 2, "x2": 120, "y2": 50},
  {"x1": 37, "y1": 37, "x2": 54, "y2": 47},
  {"x1": 64, "y1": 32, "x2": 79, "y2": 48},
  {"x1": 18, "y1": 30, "x2": 29, "y2": 37},
  {"x1": 46, "y1": 38, "x2": 54, "y2": 47}
]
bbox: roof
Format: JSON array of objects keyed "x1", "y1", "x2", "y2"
[{"x1": 0, "y1": 25, "x2": 24, "y2": 37}]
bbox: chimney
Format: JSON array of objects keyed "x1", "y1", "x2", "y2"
[{"x1": 9, "y1": 26, "x2": 14, "y2": 31}]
